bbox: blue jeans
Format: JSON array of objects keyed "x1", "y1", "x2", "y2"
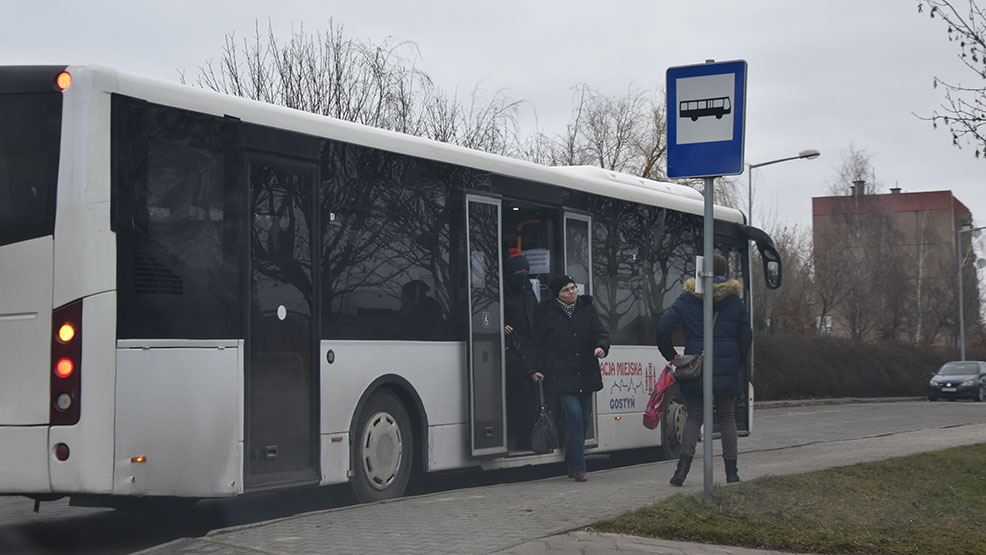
[{"x1": 557, "y1": 393, "x2": 593, "y2": 473}]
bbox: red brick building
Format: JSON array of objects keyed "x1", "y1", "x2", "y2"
[{"x1": 812, "y1": 187, "x2": 977, "y2": 347}]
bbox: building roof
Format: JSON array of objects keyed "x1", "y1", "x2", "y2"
[{"x1": 812, "y1": 190, "x2": 971, "y2": 218}]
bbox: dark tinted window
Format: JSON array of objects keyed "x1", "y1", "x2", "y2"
[
  {"x1": 0, "y1": 93, "x2": 61, "y2": 246},
  {"x1": 320, "y1": 141, "x2": 465, "y2": 341},
  {"x1": 113, "y1": 96, "x2": 241, "y2": 338},
  {"x1": 592, "y1": 200, "x2": 699, "y2": 345}
]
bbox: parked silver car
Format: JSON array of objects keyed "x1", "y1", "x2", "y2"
[{"x1": 929, "y1": 361, "x2": 986, "y2": 402}]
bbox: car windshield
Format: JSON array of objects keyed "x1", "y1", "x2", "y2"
[{"x1": 938, "y1": 363, "x2": 979, "y2": 376}]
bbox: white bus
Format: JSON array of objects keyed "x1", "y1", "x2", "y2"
[{"x1": 0, "y1": 65, "x2": 781, "y2": 508}]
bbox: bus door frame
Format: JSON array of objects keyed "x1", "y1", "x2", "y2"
[
  {"x1": 242, "y1": 146, "x2": 321, "y2": 488},
  {"x1": 716, "y1": 234, "x2": 752, "y2": 436},
  {"x1": 562, "y1": 210, "x2": 598, "y2": 448},
  {"x1": 465, "y1": 193, "x2": 508, "y2": 458}
]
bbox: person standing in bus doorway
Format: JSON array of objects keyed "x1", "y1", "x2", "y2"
[
  {"x1": 527, "y1": 274, "x2": 610, "y2": 482},
  {"x1": 656, "y1": 253, "x2": 752, "y2": 486},
  {"x1": 503, "y1": 248, "x2": 539, "y2": 450}
]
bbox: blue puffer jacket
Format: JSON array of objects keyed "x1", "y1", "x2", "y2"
[{"x1": 656, "y1": 277, "x2": 753, "y2": 398}]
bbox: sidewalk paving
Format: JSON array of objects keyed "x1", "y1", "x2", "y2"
[{"x1": 138, "y1": 420, "x2": 986, "y2": 555}]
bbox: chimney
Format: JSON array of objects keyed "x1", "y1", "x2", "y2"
[
  {"x1": 890, "y1": 186, "x2": 901, "y2": 194},
  {"x1": 850, "y1": 179, "x2": 865, "y2": 196}
]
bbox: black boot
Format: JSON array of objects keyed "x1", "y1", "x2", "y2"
[
  {"x1": 669, "y1": 455, "x2": 692, "y2": 486},
  {"x1": 725, "y1": 459, "x2": 740, "y2": 483}
]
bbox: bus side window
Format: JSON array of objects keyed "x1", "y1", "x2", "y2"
[{"x1": 113, "y1": 98, "x2": 240, "y2": 339}]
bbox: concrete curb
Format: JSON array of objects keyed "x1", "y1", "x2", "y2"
[{"x1": 754, "y1": 396, "x2": 922, "y2": 409}]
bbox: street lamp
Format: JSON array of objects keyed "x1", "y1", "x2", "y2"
[
  {"x1": 957, "y1": 224, "x2": 985, "y2": 361},
  {"x1": 747, "y1": 149, "x2": 820, "y2": 227},
  {"x1": 745, "y1": 149, "x2": 819, "y2": 336}
]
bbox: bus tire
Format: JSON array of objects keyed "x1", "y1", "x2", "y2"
[
  {"x1": 351, "y1": 389, "x2": 413, "y2": 504},
  {"x1": 661, "y1": 387, "x2": 686, "y2": 460}
]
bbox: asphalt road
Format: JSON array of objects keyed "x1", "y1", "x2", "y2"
[{"x1": 1, "y1": 399, "x2": 984, "y2": 554}]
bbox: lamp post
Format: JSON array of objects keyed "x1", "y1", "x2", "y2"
[
  {"x1": 745, "y1": 149, "x2": 819, "y2": 337},
  {"x1": 747, "y1": 149, "x2": 820, "y2": 228},
  {"x1": 957, "y1": 224, "x2": 985, "y2": 361}
]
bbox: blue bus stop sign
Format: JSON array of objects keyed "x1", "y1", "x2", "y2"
[{"x1": 666, "y1": 60, "x2": 747, "y2": 178}]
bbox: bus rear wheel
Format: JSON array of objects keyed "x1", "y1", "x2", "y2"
[
  {"x1": 661, "y1": 387, "x2": 686, "y2": 460},
  {"x1": 351, "y1": 390, "x2": 413, "y2": 504}
]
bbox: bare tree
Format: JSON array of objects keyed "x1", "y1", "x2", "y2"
[
  {"x1": 812, "y1": 144, "x2": 895, "y2": 340},
  {"x1": 827, "y1": 142, "x2": 880, "y2": 196},
  {"x1": 184, "y1": 19, "x2": 522, "y2": 155},
  {"x1": 918, "y1": 0, "x2": 986, "y2": 158},
  {"x1": 753, "y1": 224, "x2": 813, "y2": 334},
  {"x1": 524, "y1": 84, "x2": 739, "y2": 207},
  {"x1": 809, "y1": 236, "x2": 853, "y2": 334},
  {"x1": 812, "y1": 143, "x2": 880, "y2": 338},
  {"x1": 524, "y1": 84, "x2": 658, "y2": 173}
]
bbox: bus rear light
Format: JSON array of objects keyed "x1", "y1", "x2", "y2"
[
  {"x1": 55, "y1": 358, "x2": 74, "y2": 378},
  {"x1": 54, "y1": 443, "x2": 70, "y2": 461},
  {"x1": 55, "y1": 72, "x2": 72, "y2": 91},
  {"x1": 51, "y1": 301, "x2": 82, "y2": 426},
  {"x1": 131, "y1": 455, "x2": 147, "y2": 464},
  {"x1": 55, "y1": 393, "x2": 72, "y2": 411},
  {"x1": 58, "y1": 323, "x2": 75, "y2": 343}
]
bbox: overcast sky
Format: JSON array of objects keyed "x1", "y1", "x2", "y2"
[{"x1": 5, "y1": 0, "x2": 984, "y2": 237}]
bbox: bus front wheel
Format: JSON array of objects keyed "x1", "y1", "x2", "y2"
[{"x1": 351, "y1": 389, "x2": 413, "y2": 504}]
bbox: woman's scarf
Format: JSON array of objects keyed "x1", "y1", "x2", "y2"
[{"x1": 555, "y1": 298, "x2": 576, "y2": 318}]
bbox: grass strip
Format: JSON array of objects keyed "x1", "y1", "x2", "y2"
[{"x1": 593, "y1": 443, "x2": 986, "y2": 554}]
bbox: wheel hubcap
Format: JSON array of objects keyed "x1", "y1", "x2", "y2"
[
  {"x1": 665, "y1": 399, "x2": 686, "y2": 450},
  {"x1": 361, "y1": 411, "x2": 403, "y2": 490}
]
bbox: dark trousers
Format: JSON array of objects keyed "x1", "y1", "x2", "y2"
[
  {"x1": 680, "y1": 394, "x2": 738, "y2": 460},
  {"x1": 506, "y1": 369, "x2": 533, "y2": 448}
]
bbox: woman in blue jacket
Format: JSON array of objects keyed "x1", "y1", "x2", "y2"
[{"x1": 657, "y1": 254, "x2": 752, "y2": 486}]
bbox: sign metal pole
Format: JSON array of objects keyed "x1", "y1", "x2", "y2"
[{"x1": 702, "y1": 176, "x2": 715, "y2": 506}]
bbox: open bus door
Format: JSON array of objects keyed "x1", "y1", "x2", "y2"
[
  {"x1": 563, "y1": 211, "x2": 598, "y2": 447},
  {"x1": 730, "y1": 223, "x2": 784, "y2": 437},
  {"x1": 465, "y1": 194, "x2": 508, "y2": 457}
]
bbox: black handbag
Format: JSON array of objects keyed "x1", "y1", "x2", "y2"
[
  {"x1": 530, "y1": 380, "x2": 559, "y2": 454},
  {"x1": 672, "y1": 311, "x2": 718, "y2": 381}
]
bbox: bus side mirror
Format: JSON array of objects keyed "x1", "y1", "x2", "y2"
[
  {"x1": 759, "y1": 245, "x2": 782, "y2": 289},
  {"x1": 736, "y1": 224, "x2": 783, "y2": 289}
]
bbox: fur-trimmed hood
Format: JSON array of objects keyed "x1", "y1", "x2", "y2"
[{"x1": 682, "y1": 278, "x2": 743, "y2": 302}]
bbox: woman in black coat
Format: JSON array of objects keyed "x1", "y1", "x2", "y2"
[
  {"x1": 526, "y1": 274, "x2": 610, "y2": 482},
  {"x1": 656, "y1": 254, "x2": 752, "y2": 486}
]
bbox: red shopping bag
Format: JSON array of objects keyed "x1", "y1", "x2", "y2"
[{"x1": 642, "y1": 362, "x2": 675, "y2": 429}]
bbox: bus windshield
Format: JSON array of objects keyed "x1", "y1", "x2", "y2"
[{"x1": 0, "y1": 93, "x2": 62, "y2": 247}]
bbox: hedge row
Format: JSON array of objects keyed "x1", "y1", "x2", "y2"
[{"x1": 751, "y1": 334, "x2": 984, "y2": 401}]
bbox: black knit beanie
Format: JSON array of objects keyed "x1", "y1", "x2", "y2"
[
  {"x1": 549, "y1": 274, "x2": 576, "y2": 298},
  {"x1": 504, "y1": 247, "x2": 530, "y2": 274}
]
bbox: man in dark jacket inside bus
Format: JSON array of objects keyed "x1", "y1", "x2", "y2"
[
  {"x1": 503, "y1": 248, "x2": 539, "y2": 450},
  {"x1": 526, "y1": 274, "x2": 610, "y2": 482},
  {"x1": 656, "y1": 253, "x2": 752, "y2": 486}
]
